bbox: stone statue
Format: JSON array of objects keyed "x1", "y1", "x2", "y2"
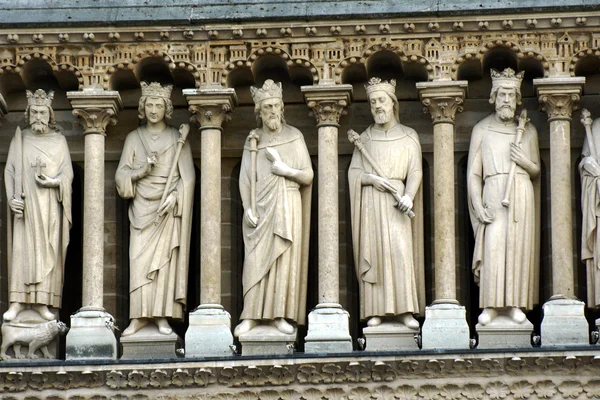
[
  {"x1": 348, "y1": 77, "x2": 426, "y2": 330},
  {"x1": 3, "y1": 89, "x2": 73, "y2": 324},
  {"x1": 467, "y1": 68, "x2": 540, "y2": 326},
  {"x1": 579, "y1": 109, "x2": 600, "y2": 308},
  {"x1": 116, "y1": 82, "x2": 195, "y2": 336},
  {"x1": 233, "y1": 79, "x2": 313, "y2": 338}
]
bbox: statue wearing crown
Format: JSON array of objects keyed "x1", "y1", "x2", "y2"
[
  {"x1": 347, "y1": 78, "x2": 425, "y2": 336},
  {"x1": 467, "y1": 68, "x2": 540, "y2": 329},
  {"x1": 1, "y1": 89, "x2": 73, "y2": 358},
  {"x1": 116, "y1": 82, "x2": 195, "y2": 337},
  {"x1": 234, "y1": 80, "x2": 313, "y2": 340}
]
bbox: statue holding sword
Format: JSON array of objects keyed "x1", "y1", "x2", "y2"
[
  {"x1": 348, "y1": 77, "x2": 425, "y2": 330},
  {"x1": 116, "y1": 82, "x2": 195, "y2": 336}
]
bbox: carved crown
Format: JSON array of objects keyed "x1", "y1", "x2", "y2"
[
  {"x1": 140, "y1": 81, "x2": 173, "y2": 99},
  {"x1": 491, "y1": 68, "x2": 524, "y2": 91},
  {"x1": 250, "y1": 79, "x2": 283, "y2": 104},
  {"x1": 26, "y1": 89, "x2": 54, "y2": 108},
  {"x1": 365, "y1": 77, "x2": 396, "y2": 99}
]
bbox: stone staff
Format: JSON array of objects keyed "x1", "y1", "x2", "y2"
[
  {"x1": 581, "y1": 109, "x2": 596, "y2": 159},
  {"x1": 248, "y1": 129, "x2": 260, "y2": 219},
  {"x1": 501, "y1": 109, "x2": 529, "y2": 207},
  {"x1": 348, "y1": 129, "x2": 415, "y2": 218}
]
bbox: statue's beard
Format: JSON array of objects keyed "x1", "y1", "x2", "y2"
[
  {"x1": 374, "y1": 109, "x2": 392, "y2": 124},
  {"x1": 264, "y1": 116, "x2": 282, "y2": 132},
  {"x1": 32, "y1": 121, "x2": 48, "y2": 133},
  {"x1": 497, "y1": 106, "x2": 515, "y2": 122}
]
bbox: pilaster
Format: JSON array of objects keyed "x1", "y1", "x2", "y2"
[
  {"x1": 66, "y1": 88, "x2": 122, "y2": 360},
  {"x1": 417, "y1": 80, "x2": 470, "y2": 350},
  {"x1": 534, "y1": 77, "x2": 589, "y2": 346},
  {"x1": 183, "y1": 86, "x2": 237, "y2": 357},
  {"x1": 301, "y1": 83, "x2": 354, "y2": 354}
]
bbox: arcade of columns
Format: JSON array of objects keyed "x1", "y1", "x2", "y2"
[{"x1": 2, "y1": 10, "x2": 600, "y2": 400}]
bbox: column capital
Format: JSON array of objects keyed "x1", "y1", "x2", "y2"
[
  {"x1": 416, "y1": 80, "x2": 468, "y2": 126},
  {"x1": 183, "y1": 86, "x2": 237, "y2": 130},
  {"x1": 301, "y1": 83, "x2": 353, "y2": 127},
  {"x1": 533, "y1": 77, "x2": 585, "y2": 122},
  {"x1": 67, "y1": 89, "x2": 122, "y2": 135}
]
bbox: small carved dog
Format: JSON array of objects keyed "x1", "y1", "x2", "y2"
[{"x1": 1, "y1": 320, "x2": 69, "y2": 360}]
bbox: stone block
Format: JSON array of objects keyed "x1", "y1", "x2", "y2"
[
  {"x1": 476, "y1": 315, "x2": 533, "y2": 349},
  {"x1": 364, "y1": 322, "x2": 419, "y2": 351},
  {"x1": 304, "y1": 306, "x2": 353, "y2": 354},
  {"x1": 185, "y1": 306, "x2": 235, "y2": 358},
  {"x1": 120, "y1": 325, "x2": 182, "y2": 360},
  {"x1": 66, "y1": 309, "x2": 117, "y2": 360},
  {"x1": 239, "y1": 325, "x2": 296, "y2": 356},
  {"x1": 541, "y1": 298, "x2": 589, "y2": 346},
  {"x1": 421, "y1": 302, "x2": 470, "y2": 350}
]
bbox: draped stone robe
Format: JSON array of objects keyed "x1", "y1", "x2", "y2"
[
  {"x1": 580, "y1": 117, "x2": 600, "y2": 307},
  {"x1": 5, "y1": 127, "x2": 73, "y2": 308},
  {"x1": 467, "y1": 114, "x2": 540, "y2": 310},
  {"x1": 348, "y1": 124, "x2": 426, "y2": 320},
  {"x1": 239, "y1": 124, "x2": 313, "y2": 324},
  {"x1": 116, "y1": 126, "x2": 195, "y2": 320}
]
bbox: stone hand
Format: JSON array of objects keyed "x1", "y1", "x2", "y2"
[
  {"x1": 473, "y1": 202, "x2": 494, "y2": 224},
  {"x1": 582, "y1": 156, "x2": 600, "y2": 177},
  {"x1": 9, "y1": 197, "x2": 24, "y2": 215},
  {"x1": 157, "y1": 191, "x2": 177, "y2": 216},
  {"x1": 368, "y1": 174, "x2": 398, "y2": 194},
  {"x1": 35, "y1": 173, "x2": 60, "y2": 188},
  {"x1": 179, "y1": 123, "x2": 190, "y2": 137},
  {"x1": 244, "y1": 208, "x2": 258, "y2": 228},
  {"x1": 271, "y1": 160, "x2": 293, "y2": 177},
  {"x1": 510, "y1": 143, "x2": 530, "y2": 168},
  {"x1": 134, "y1": 154, "x2": 157, "y2": 181},
  {"x1": 397, "y1": 194, "x2": 413, "y2": 213}
]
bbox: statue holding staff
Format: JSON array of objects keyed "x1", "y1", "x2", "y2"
[
  {"x1": 116, "y1": 82, "x2": 195, "y2": 336},
  {"x1": 348, "y1": 77, "x2": 425, "y2": 330},
  {"x1": 234, "y1": 79, "x2": 313, "y2": 338},
  {"x1": 467, "y1": 68, "x2": 541, "y2": 326}
]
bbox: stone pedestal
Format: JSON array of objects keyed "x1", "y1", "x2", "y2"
[
  {"x1": 186, "y1": 305, "x2": 235, "y2": 357},
  {"x1": 120, "y1": 325, "x2": 182, "y2": 360},
  {"x1": 476, "y1": 316, "x2": 533, "y2": 349},
  {"x1": 304, "y1": 304, "x2": 353, "y2": 354},
  {"x1": 1, "y1": 309, "x2": 63, "y2": 360},
  {"x1": 421, "y1": 301, "x2": 470, "y2": 350},
  {"x1": 183, "y1": 87, "x2": 237, "y2": 358},
  {"x1": 541, "y1": 297, "x2": 589, "y2": 346},
  {"x1": 239, "y1": 325, "x2": 296, "y2": 356},
  {"x1": 66, "y1": 309, "x2": 117, "y2": 360},
  {"x1": 301, "y1": 84, "x2": 353, "y2": 354},
  {"x1": 363, "y1": 322, "x2": 419, "y2": 351},
  {"x1": 66, "y1": 89, "x2": 122, "y2": 360}
]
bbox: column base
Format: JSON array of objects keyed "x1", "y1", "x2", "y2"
[
  {"x1": 541, "y1": 296, "x2": 589, "y2": 346},
  {"x1": 239, "y1": 325, "x2": 296, "y2": 356},
  {"x1": 65, "y1": 308, "x2": 117, "y2": 360},
  {"x1": 476, "y1": 316, "x2": 533, "y2": 349},
  {"x1": 121, "y1": 324, "x2": 182, "y2": 360},
  {"x1": 304, "y1": 303, "x2": 353, "y2": 354},
  {"x1": 421, "y1": 301, "x2": 470, "y2": 350},
  {"x1": 185, "y1": 305, "x2": 235, "y2": 358},
  {"x1": 363, "y1": 322, "x2": 419, "y2": 351}
]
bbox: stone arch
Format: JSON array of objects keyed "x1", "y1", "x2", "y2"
[{"x1": 16, "y1": 51, "x2": 82, "y2": 91}]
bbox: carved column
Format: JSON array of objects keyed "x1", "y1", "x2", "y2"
[
  {"x1": 301, "y1": 83, "x2": 353, "y2": 353},
  {"x1": 66, "y1": 88, "x2": 122, "y2": 360},
  {"x1": 417, "y1": 81, "x2": 471, "y2": 350},
  {"x1": 534, "y1": 77, "x2": 589, "y2": 346},
  {"x1": 183, "y1": 87, "x2": 237, "y2": 357}
]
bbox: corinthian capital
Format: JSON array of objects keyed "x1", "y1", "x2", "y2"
[
  {"x1": 67, "y1": 89, "x2": 123, "y2": 135},
  {"x1": 416, "y1": 81, "x2": 468, "y2": 125},
  {"x1": 534, "y1": 77, "x2": 585, "y2": 122},
  {"x1": 301, "y1": 84, "x2": 353, "y2": 127},
  {"x1": 183, "y1": 87, "x2": 237, "y2": 130}
]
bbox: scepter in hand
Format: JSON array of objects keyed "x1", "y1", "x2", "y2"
[
  {"x1": 348, "y1": 129, "x2": 415, "y2": 218},
  {"x1": 501, "y1": 109, "x2": 529, "y2": 207}
]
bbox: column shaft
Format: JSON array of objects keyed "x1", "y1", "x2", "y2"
[
  {"x1": 200, "y1": 129, "x2": 221, "y2": 305},
  {"x1": 318, "y1": 125, "x2": 339, "y2": 304},
  {"x1": 83, "y1": 133, "x2": 106, "y2": 309},
  {"x1": 433, "y1": 122, "x2": 456, "y2": 301}
]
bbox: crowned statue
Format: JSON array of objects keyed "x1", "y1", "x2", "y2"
[
  {"x1": 234, "y1": 79, "x2": 314, "y2": 339},
  {"x1": 347, "y1": 77, "x2": 426, "y2": 333},
  {"x1": 116, "y1": 82, "x2": 195, "y2": 337},
  {"x1": 467, "y1": 68, "x2": 540, "y2": 327}
]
